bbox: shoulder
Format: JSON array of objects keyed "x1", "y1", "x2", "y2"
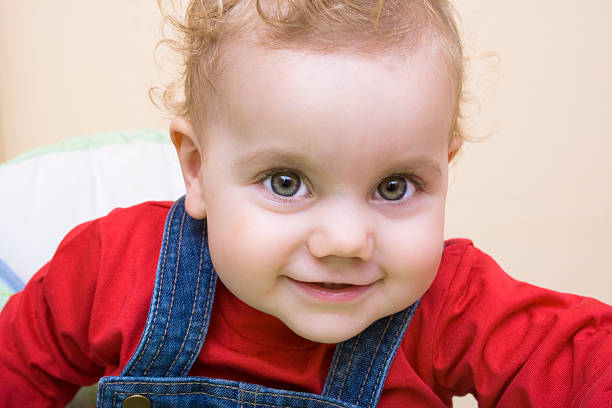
[
  {"x1": 94, "y1": 200, "x2": 172, "y2": 273},
  {"x1": 400, "y1": 239, "x2": 612, "y2": 403},
  {"x1": 66, "y1": 200, "x2": 173, "y2": 295},
  {"x1": 401, "y1": 238, "x2": 502, "y2": 337},
  {"x1": 427, "y1": 239, "x2": 609, "y2": 313},
  {"x1": 395, "y1": 239, "x2": 494, "y2": 352},
  {"x1": 53, "y1": 200, "x2": 173, "y2": 248},
  {"x1": 418, "y1": 238, "x2": 576, "y2": 330},
  {"x1": 420, "y1": 238, "x2": 501, "y2": 308},
  {"x1": 394, "y1": 239, "x2": 517, "y2": 382},
  {"x1": 43, "y1": 199, "x2": 173, "y2": 302},
  {"x1": 45, "y1": 200, "x2": 173, "y2": 282},
  {"x1": 98, "y1": 200, "x2": 173, "y2": 237},
  {"x1": 44, "y1": 200, "x2": 174, "y2": 370}
]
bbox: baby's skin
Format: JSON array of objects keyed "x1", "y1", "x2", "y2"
[{"x1": 171, "y1": 42, "x2": 461, "y2": 343}]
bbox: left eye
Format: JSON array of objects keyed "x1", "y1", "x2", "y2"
[
  {"x1": 376, "y1": 176, "x2": 415, "y2": 201},
  {"x1": 263, "y1": 171, "x2": 309, "y2": 198}
]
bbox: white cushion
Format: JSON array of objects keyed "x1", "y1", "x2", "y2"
[{"x1": 0, "y1": 129, "x2": 184, "y2": 286}]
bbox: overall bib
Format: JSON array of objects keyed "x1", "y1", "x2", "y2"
[{"x1": 98, "y1": 197, "x2": 421, "y2": 408}]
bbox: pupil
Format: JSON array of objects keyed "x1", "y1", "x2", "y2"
[
  {"x1": 280, "y1": 176, "x2": 293, "y2": 187},
  {"x1": 378, "y1": 176, "x2": 406, "y2": 200},
  {"x1": 271, "y1": 172, "x2": 300, "y2": 196}
]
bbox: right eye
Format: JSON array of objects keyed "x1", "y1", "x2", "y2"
[{"x1": 263, "y1": 171, "x2": 309, "y2": 198}]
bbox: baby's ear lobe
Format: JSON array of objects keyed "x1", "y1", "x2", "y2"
[
  {"x1": 447, "y1": 133, "x2": 463, "y2": 162},
  {"x1": 170, "y1": 117, "x2": 207, "y2": 219}
]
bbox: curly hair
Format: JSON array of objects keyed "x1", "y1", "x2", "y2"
[{"x1": 153, "y1": 0, "x2": 465, "y2": 143}]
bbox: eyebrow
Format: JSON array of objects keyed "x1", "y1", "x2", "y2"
[
  {"x1": 233, "y1": 148, "x2": 442, "y2": 178},
  {"x1": 390, "y1": 158, "x2": 442, "y2": 178},
  {"x1": 232, "y1": 149, "x2": 316, "y2": 171}
]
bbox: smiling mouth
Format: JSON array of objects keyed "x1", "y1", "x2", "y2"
[
  {"x1": 309, "y1": 282, "x2": 355, "y2": 290},
  {"x1": 288, "y1": 278, "x2": 377, "y2": 302}
]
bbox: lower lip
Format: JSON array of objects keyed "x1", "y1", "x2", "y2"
[{"x1": 288, "y1": 278, "x2": 377, "y2": 303}]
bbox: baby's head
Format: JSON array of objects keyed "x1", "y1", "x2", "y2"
[{"x1": 162, "y1": 0, "x2": 464, "y2": 343}]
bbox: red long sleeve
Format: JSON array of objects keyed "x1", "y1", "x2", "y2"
[
  {"x1": 0, "y1": 202, "x2": 165, "y2": 407},
  {"x1": 0, "y1": 221, "x2": 105, "y2": 407},
  {"x1": 412, "y1": 242, "x2": 612, "y2": 407}
]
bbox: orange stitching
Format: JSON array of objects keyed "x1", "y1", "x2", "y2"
[
  {"x1": 183, "y1": 226, "x2": 215, "y2": 375},
  {"x1": 356, "y1": 316, "x2": 393, "y2": 404},
  {"x1": 337, "y1": 333, "x2": 361, "y2": 400},
  {"x1": 111, "y1": 390, "x2": 349, "y2": 408},
  {"x1": 367, "y1": 310, "x2": 410, "y2": 408},
  {"x1": 127, "y1": 201, "x2": 177, "y2": 375},
  {"x1": 253, "y1": 384, "x2": 260, "y2": 407},
  {"x1": 144, "y1": 210, "x2": 186, "y2": 375},
  {"x1": 166, "y1": 223, "x2": 206, "y2": 375},
  {"x1": 324, "y1": 342, "x2": 343, "y2": 397}
]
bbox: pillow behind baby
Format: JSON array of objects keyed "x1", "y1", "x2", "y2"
[
  {"x1": 0, "y1": 259, "x2": 22, "y2": 310},
  {"x1": 0, "y1": 128, "x2": 185, "y2": 307}
]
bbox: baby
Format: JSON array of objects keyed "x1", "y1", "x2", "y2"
[{"x1": 1, "y1": 0, "x2": 611, "y2": 407}]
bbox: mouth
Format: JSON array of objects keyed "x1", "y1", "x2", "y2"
[
  {"x1": 308, "y1": 282, "x2": 355, "y2": 290},
  {"x1": 287, "y1": 278, "x2": 378, "y2": 303}
]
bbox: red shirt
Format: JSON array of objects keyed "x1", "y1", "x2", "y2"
[{"x1": 1, "y1": 202, "x2": 611, "y2": 407}]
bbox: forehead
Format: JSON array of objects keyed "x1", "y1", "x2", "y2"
[
  {"x1": 218, "y1": 44, "x2": 453, "y2": 130},
  {"x1": 203, "y1": 45, "x2": 455, "y2": 185}
]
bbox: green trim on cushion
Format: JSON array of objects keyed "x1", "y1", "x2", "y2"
[
  {"x1": 0, "y1": 279, "x2": 14, "y2": 312},
  {"x1": 1, "y1": 128, "x2": 170, "y2": 168}
]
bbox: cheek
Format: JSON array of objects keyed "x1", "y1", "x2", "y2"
[
  {"x1": 205, "y1": 200, "x2": 304, "y2": 285},
  {"x1": 378, "y1": 209, "x2": 445, "y2": 290}
]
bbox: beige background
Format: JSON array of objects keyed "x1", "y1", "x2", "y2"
[{"x1": 1, "y1": 1, "x2": 611, "y2": 406}]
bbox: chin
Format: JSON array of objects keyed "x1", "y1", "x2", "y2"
[{"x1": 284, "y1": 316, "x2": 374, "y2": 344}]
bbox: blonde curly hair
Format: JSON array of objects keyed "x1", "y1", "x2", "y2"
[{"x1": 153, "y1": 0, "x2": 465, "y2": 144}]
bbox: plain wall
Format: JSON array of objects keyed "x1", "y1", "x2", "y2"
[
  {"x1": 446, "y1": 0, "x2": 612, "y2": 303},
  {"x1": 0, "y1": 0, "x2": 168, "y2": 158},
  {"x1": 1, "y1": 1, "x2": 611, "y2": 406}
]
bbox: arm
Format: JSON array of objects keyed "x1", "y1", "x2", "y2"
[
  {"x1": 431, "y1": 244, "x2": 612, "y2": 406},
  {"x1": 0, "y1": 221, "x2": 105, "y2": 407},
  {"x1": 0, "y1": 202, "x2": 168, "y2": 407}
]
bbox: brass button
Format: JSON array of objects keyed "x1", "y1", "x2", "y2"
[{"x1": 123, "y1": 394, "x2": 151, "y2": 408}]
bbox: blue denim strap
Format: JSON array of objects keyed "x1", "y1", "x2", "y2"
[
  {"x1": 99, "y1": 377, "x2": 360, "y2": 408},
  {"x1": 322, "y1": 299, "x2": 421, "y2": 407},
  {"x1": 121, "y1": 196, "x2": 216, "y2": 377}
]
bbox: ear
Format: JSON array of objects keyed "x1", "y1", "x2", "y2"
[
  {"x1": 447, "y1": 132, "x2": 463, "y2": 163},
  {"x1": 170, "y1": 117, "x2": 207, "y2": 219}
]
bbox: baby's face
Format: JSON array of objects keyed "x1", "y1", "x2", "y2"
[{"x1": 185, "y1": 45, "x2": 457, "y2": 343}]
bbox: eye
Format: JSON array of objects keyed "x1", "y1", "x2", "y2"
[
  {"x1": 376, "y1": 175, "x2": 416, "y2": 201},
  {"x1": 263, "y1": 171, "x2": 308, "y2": 197}
]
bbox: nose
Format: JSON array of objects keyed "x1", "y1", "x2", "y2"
[{"x1": 307, "y1": 200, "x2": 374, "y2": 261}]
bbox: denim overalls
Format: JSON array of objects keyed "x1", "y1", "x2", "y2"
[{"x1": 98, "y1": 197, "x2": 420, "y2": 408}]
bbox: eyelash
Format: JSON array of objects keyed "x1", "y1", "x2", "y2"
[
  {"x1": 258, "y1": 168, "x2": 311, "y2": 204},
  {"x1": 257, "y1": 168, "x2": 427, "y2": 204}
]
